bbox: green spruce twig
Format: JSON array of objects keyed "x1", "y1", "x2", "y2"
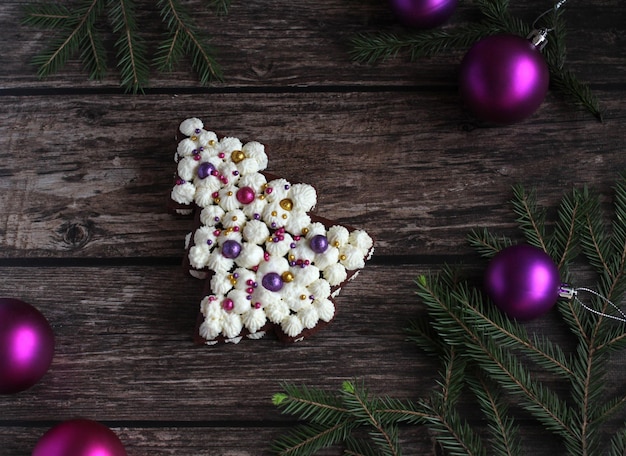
[
  {"x1": 350, "y1": 0, "x2": 602, "y2": 119},
  {"x1": 21, "y1": 0, "x2": 227, "y2": 91},
  {"x1": 271, "y1": 173, "x2": 626, "y2": 455}
]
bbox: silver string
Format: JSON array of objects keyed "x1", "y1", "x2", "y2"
[
  {"x1": 568, "y1": 286, "x2": 626, "y2": 323},
  {"x1": 532, "y1": 0, "x2": 570, "y2": 32}
]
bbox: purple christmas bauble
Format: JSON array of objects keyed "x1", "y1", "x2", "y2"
[
  {"x1": 459, "y1": 34, "x2": 550, "y2": 124},
  {"x1": 33, "y1": 419, "x2": 127, "y2": 456},
  {"x1": 0, "y1": 298, "x2": 54, "y2": 394},
  {"x1": 389, "y1": 0, "x2": 457, "y2": 29},
  {"x1": 484, "y1": 245, "x2": 560, "y2": 320}
]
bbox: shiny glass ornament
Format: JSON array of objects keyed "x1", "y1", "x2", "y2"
[
  {"x1": 459, "y1": 34, "x2": 550, "y2": 123},
  {"x1": 0, "y1": 298, "x2": 54, "y2": 394},
  {"x1": 484, "y1": 245, "x2": 561, "y2": 320},
  {"x1": 389, "y1": 0, "x2": 457, "y2": 29},
  {"x1": 33, "y1": 419, "x2": 127, "y2": 456}
]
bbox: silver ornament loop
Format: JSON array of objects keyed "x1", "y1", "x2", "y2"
[
  {"x1": 532, "y1": 0, "x2": 570, "y2": 33},
  {"x1": 560, "y1": 284, "x2": 626, "y2": 323}
]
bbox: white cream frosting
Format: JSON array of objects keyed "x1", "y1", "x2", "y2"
[{"x1": 172, "y1": 118, "x2": 373, "y2": 343}]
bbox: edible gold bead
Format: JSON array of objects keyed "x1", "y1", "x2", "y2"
[
  {"x1": 214, "y1": 197, "x2": 221, "y2": 204},
  {"x1": 208, "y1": 140, "x2": 216, "y2": 146},
  {"x1": 227, "y1": 191, "x2": 233, "y2": 196},
  {"x1": 288, "y1": 255, "x2": 296, "y2": 261},
  {"x1": 300, "y1": 294, "x2": 307, "y2": 300},
  {"x1": 282, "y1": 214, "x2": 288, "y2": 219},
  {"x1": 302, "y1": 228, "x2": 309, "y2": 235},
  {"x1": 231, "y1": 150, "x2": 246, "y2": 163},
  {"x1": 334, "y1": 241, "x2": 340, "y2": 248},
  {"x1": 232, "y1": 216, "x2": 238, "y2": 221},
  {"x1": 259, "y1": 195, "x2": 266, "y2": 200},
  {"x1": 282, "y1": 272, "x2": 295, "y2": 283},
  {"x1": 271, "y1": 211, "x2": 278, "y2": 217},
  {"x1": 340, "y1": 255, "x2": 347, "y2": 261},
  {"x1": 190, "y1": 135, "x2": 198, "y2": 141},
  {"x1": 279, "y1": 198, "x2": 293, "y2": 211}
]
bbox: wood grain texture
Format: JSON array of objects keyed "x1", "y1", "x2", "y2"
[{"x1": 1, "y1": 0, "x2": 626, "y2": 454}]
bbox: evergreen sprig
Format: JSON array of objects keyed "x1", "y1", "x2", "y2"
[
  {"x1": 271, "y1": 172, "x2": 626, "y2": 455},
  {"x1": 21, "y1": 0, "x2": 228, "y2": 92},
  {"x1": 350, "y1": 0, "x2": 602, "y2": 120}
]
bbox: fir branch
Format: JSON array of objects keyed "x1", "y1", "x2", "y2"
[
  {"x1": 350, "y1": 23, "x2": 496, "y2": 64},
  {"x1": 272, "y1": 383, "x2": 351, "y2": 425},
  {"x1": 547, "y1": 187, "x2": 585, "y2": 271},
  {"x1": 21, "y1": 3, "x2": 72, "y2": 29},
  {"x1": 608, "y1": 426, "x2": 626, "y2": 456},
  {"x1": 28, "y1": 0, "x2": 105, "y2": 79},
  {"x1": 467, "y1": 228, "x2": 512, "y2": 259},
  {"x1": 458, "y1": 286, "x2": 576, "y2": 379},
  {"x1": 375, "y1": 396, "x2": 429, "y2": 426},
  {"x1": 548, "y1": 67, "x2": 603, "y2": 121},
  {"x1": 465, "y1": 374, "x2": 521, "y2": 456},
  {"x1": 79, "y1": 26, "x2": 107, "y2": 81},
  {"x1": 341, "y1": 381, "x2": 401, "y2": 456},
  {"x1": 510, "y1": 184, "x2": 548, "y2": 252},
  {"x1": 418, "y1": 395, "x2": 486, "y2": 456},
  {"x1": 271, "y1": 421, "x2": 358, "y2": 456},
  {"x1": 23, "y1": 0, "x2": 228, "y2": 90},
  {"x1": 417, "y1": 274, "x2": 579, "y2": 447},
  {"x1": 155, "y1": 0, "x2": 223, "y2": 85},
  {"x1": 207, "y1": 0, "x2": 231, "y2": 16},
  {"x1": 108, "y1": 0, "x2": 149, "y2": 93}
]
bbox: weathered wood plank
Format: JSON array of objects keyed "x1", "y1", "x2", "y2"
[
  {"x1": 0, "y1": 425, "x2": 438, "y2": 456},
  {"x1": 0, "y1": 265, "x2": 432, "y2": 420},
  {"x1": 2, "y1": 0, "x2": 625, "y2": 89},
  {"x1": 1, "y1": 92, "x2": 625, "y2": 259}
]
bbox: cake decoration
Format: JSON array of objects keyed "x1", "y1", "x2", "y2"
[{"x1": 169, "y1": 117, "x2": 374, "y2": 344}]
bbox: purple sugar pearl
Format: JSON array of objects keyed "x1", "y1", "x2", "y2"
[
  {"x1": 197, "y1": 162, "x2": 216, "y2": 179},
  {"x1": 309, "y1": 234, "x2": 329, "y2": 253},
  {"x1": 222, "y1": 240, "x2": 242, "y2": 259},
  {"x1": 262, "y1": 272, "x2": 284, "y2": 292}
]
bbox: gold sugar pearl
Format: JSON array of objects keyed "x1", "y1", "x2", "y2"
[
  {"x1": 288, "y1": 254, "x2": 296, "y2": 262},
  {"x1": 282, "y1": 272, "x2": 295, "y2": 283},
  {"x1": 190, "y1": 135, "x2": 198, "y2": 141},
  {"x1": 232, "y1": 216, "x2": 238, "y2": 221},
  {"x1": 259, "y1": 195, "x2": 266, "y2": 200},
  {"x1": 214, "y1": 197, "x2": 221, "y2": 204},
  {"x1": 340, "y1": 255, "x2": 347, "y2": 261},
  {"x1": 279, "y1": 198, "x2": 293, "y2": 211},
  {"x1": 231, "y1": 150, "x2": 246, "y2": 163},
  {"x1": 282, "y1": 214, "x2": 288, "y2": 219},
  {"x1": 302, "y1": 228, "x2": 309, "y2": 235},
  {"x1": 227, "y1": 191, "x2": 233, "y2": 196},
  {"x1": 300, "y1": 294, "x2": 307, "y2": 300},
  {"x1": 208, "y1": 140, "x2": 216, "y2": 146},
  {"x1": 271, "y1": 211, "x2": 278, "y2": 217},
  {"x1": 333, "y1": 241, "x2": 340, "y2": 248}
]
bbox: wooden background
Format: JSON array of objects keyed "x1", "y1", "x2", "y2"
[{"x1": 1, "y1": 0, "x2": 625, "y2": 454}]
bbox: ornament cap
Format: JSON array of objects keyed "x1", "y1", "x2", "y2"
[
  {"x1": 558, "y1": 284, "x2": 575, "y2": 300},
  {"x1": 527, "y1": 29, "x2": 549, "y2": 50}
]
